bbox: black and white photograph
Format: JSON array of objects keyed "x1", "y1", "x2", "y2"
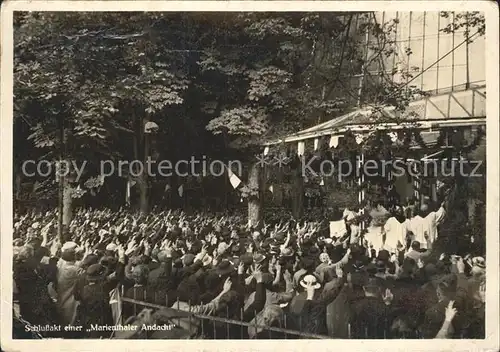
[{"x1": 1, "y1": 1, "x2": 499, "y2": 350}]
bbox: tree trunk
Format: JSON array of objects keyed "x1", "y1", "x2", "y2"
[
  {"x1": 138, "y1": 176, "x2": 149, "y2": 213},
  {"x1": 62, "y1": 177, "x2": 73, "y2": 229},
  {"x1": 247, "y1": 162, "x2": 261, "y2": 227},
  {"x1": 291, "y1": 164, "x2": 304, "y2": 219},
  {"x1": 15, "y1": 171, "x2": 22, "y2": 201}
]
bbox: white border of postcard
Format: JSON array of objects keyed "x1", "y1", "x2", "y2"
[{"x1": 1, "y1": 1, "x2": 499, "y2": 351}]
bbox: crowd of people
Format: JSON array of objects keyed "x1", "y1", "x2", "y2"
[{"x1": 12, "y1": 197, "x2": 486, "y2": 339}]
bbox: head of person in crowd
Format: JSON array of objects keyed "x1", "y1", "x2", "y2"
[{"x1": 131, "y1": 264, "x2": 150, "y2": 286}]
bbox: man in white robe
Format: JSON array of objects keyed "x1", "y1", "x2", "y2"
[{"x1": 408, "y1": 202, "x2": 446, "y2": 250}]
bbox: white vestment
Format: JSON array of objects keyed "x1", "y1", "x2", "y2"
[
  {"x1": 408, "y1": 206, "x2": 446, "y2": 249},
  {"x1": 383, "y1": 217, "x2": 409, "y2": 253}
]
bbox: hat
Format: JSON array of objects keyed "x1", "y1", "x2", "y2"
[
  {"x1": 261, "y1": 273, "x2": 274, "y2": 286},
  {"x1": 280, "y1": 247, "x2": 295, "y2": 257},
  {"x1": 217, "y1": 242, "x2": 229, "y2": 255},
  {"x1": 472, "y1": 256, "x2": 486, "y2": 269},
  {"x1": 253, "y1": 252, "x2": 267, "y2": 265},
  {"x1": 62, "y1": 241, "x2": 78, "y2": 252},
  {"x1": 105, "y1": 243, "x2": 118, "y2": 252},
  {"x1": 319, "y1": 253, "x2": 330, "y2": 263},
  {"x1": 377, "y1": 249, "x2": 390, "y2": 263},
  {"x1": 81, "y1": 254, "x2": 99, "y2": 268},
  {"x1": 323, "y1": 238, "x2": 333, "y2": 244},
  {"x1": 352, "y1": 260, "x2": 365, "y2": 271},
  {"x1": 131, "y1": 264, "x2": 150, "y2": 282},
  {"x1": 300, "y1": 274, "x2": 321, "y2": 289},
  {"x1": 215, "y1": 260, "x2": 234, "y2": 276},
  {"x1": 307, "y1": 246, "x2": 320, "y2": 257},
  {"x1": 239, "y1": 253, "x2": 254, "y2": 266},
  {"x1": 274, "y1": 232, "x2": 286, "y2": 244},
  {"x1": 100, "y1": 255, "x2": 117, "y2": 268},
  {"x1": 86, "y1": 264, "x2": 107, "y2": 281},
  {"x1": 157, "y1": 251, "x2": 171, "y2": 263},
  {"x1": 182, "y1": 253, "x2": 196, "y2": 267},
  {"x1": 376, "y1": 260, "x2": 386, "y2": 272},
  {"x1": 201, "y1": 255, "x2": 213, "y2": 267}
]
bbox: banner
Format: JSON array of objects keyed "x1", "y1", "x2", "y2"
[{"x1": 227, "y1": 168, "x2": 242, "y2": 189}]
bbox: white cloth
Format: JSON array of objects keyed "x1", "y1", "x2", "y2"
[
  {"x1": 383, "y1": 217, "x2": 409, "y2": 253},
  {"x1": 364, "y1": 226, "x2": 384, "y2": 255},
  {"x1": 408, "y1": 206, "x2": 446, "y2": 249},
  {"x1": 329, "y1": 220, "x2": 347, "y2": 238}
]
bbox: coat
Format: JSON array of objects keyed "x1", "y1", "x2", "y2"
[{"x1": 55, "y1": 259, "x2": 84, "y2": 325}]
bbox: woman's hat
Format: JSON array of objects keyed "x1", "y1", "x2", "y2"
[
  {"x1": 62, "y1": 241, "x2": 78, "y2": 252},
  {"x1": 253, "y1": 252, "x2": 267, "y2": 265},
  {"x1": 86, "y1": 263, "x2": 107, "y2": 281},
  {"x1": 215, "y1": 260, "x2": 234, "y2": 276},
  {"x1": 319, "y1": 253, "x2": 330, "y2": 263},
  {"x1": 280, "y1": 247, "x2": 295, "y2": 257},
  {"x1": 131, "y1": 264, "x2": 150, "y2": 282},
  {"x1": 300, "y1": 274, "x2": 321, "y2": 289},
  {"x1": 274, "y1": 232, "x2": 286, "y2": 244},
  {"x1": 472, "y1": 256, "x2": 486, "y2": 269},
  {"x1": 239, "y1": 253, "x2": 254, "y2": 266}
]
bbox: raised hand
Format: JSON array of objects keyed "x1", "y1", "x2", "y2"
[
  {"x1": 382, "y1": 288, "x2": 394, "y2": 305},
  {"x1": 238, "y1": 262, "x2": 245, "y2": 275},
  {"x1": 222, "y1": 277, "x2": 232, "y2": 293},
  {"x1": 444, "y1": 300, "x2": 457, "y2": 322}
]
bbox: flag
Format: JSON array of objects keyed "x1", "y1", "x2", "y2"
[
  {"x1": 109, "y1": 286, "x2": 123, "y2": 327},
  {"x1": 268, "y1": 185, "x2": 274, "y2": 193},
  {"x1": 388, "y1": 131, "x2": 398, "y2": 143},
  {"x1": 329, "y1": 136, "x2": 339, "y2": 148},
  {"x1": 228, "y1": 168, "x2": 242, "y2": 189},
  {"x1": 126, "y1": 179, "x2": 136, "y2": 205},
  {"x1": 314, "y1": 138, "x2": 319, "y2": 151},
  {"x1": 178, "y1": 185, "x2": 184, "y2": 197},
  {"x1": 164, "y1": 184, "x2": 171, "y2": 192},
  {"x1": 263, "y1": 146, "x2": 270, "y2": 156},
  {"x1": 297, "y1": 141, "x2": 305, "y2": 156},
  {"x1": 355, "y1": 133, "x2": 364, "y2": 145},
  {"x1": 319, "y1": 178, "x2": 325, "y2": 186}
]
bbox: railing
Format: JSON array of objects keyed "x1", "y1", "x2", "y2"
[
  {"x1": 118, "y1": 294, "x2": 431, "y2": 340},
  {"x1": 119, "y1": 296, "x2": 331, "y2": 339}
]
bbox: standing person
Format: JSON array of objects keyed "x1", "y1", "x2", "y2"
[
  {"x1": 13, "y1": 246, "x2": 59, "y2": 332},
  {"x1": 383, "y1": 206, "x2": 409, "y2": 254},
  {"x1": 408, "y1": 201, "x2": 446, "y2": 250},
  {"x1": 73, "y1": 246, "x2": 126, "y2": 338},
  {"x1": 54, "y1": 242, "x2": 85, "y2": 327}
]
